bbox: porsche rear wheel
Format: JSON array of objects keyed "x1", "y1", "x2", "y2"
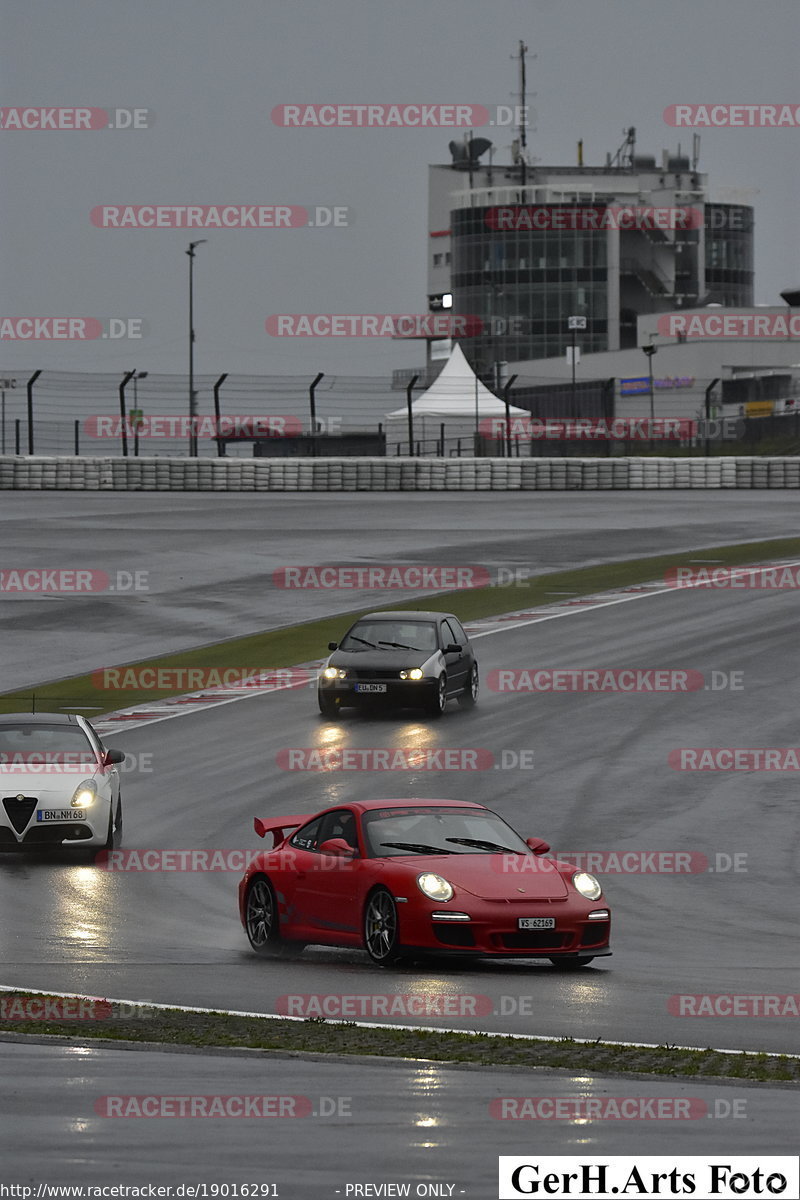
[
  {"x1": 549, "y1": 956, "x2": 594, "y2": 970},
  {"x1": 363, "y1": 888, "x2": 406, "y2": 966},
  {"x1": 245, "y1": 876, "x2": 284, "y2": 957}
]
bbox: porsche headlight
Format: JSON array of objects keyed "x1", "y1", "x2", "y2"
[
  {"x1": 71, "y1": 780, "x2": 97, "y2": 808},
  {"x1": 322, "y1": 667, "x2": 347, "y2": 680},
  {"x1": 572, "y1": 871, "x2": 602, "y2": 900},
  {"x1": 417, "y1": 872, "x2": 453, "y2": 902},
  {"x1": 400, "y1": 669, "x2": 424, "y2": 680}
]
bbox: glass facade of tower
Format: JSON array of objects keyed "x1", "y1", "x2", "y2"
[
  {"x1": 705, "y1": 204, "x2": 754, "y2": 306},
  {"x1": 450, "y1": 205, "x2": 609, "y2": 374}
]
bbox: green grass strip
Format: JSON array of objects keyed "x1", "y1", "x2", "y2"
[
  {"x1": 4, "y1": 534, "x2": 800, "y2": 717},
  {"x1": 0, "y1": 997, "x2": 796, "y2": 1082}
]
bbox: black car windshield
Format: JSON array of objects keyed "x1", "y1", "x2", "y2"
[
  {"x1": 340, "y1": 621, "x2": 438, "y2": 654},
  {"x1": 362, "y1": 806, "x2": 530, "y2": 858},
  {"x1": 0, "y1": 723, "x2": 96, "y2": 768}
]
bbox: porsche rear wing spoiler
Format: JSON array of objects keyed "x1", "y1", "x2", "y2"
[{"x1": 254, "y1": 815, "x2": 309, "y2": 847}]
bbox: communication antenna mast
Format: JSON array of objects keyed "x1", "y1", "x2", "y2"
[
  {"x1": 518, "y1": 39, "x2": 528, "y2": 187},
  {"x1": 608, "y1": 126, "x2": 636, "y2": 168}
]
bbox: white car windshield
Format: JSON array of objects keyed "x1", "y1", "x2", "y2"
[{"x1": 0, "y1": 724, "x2": 96, "y2": 767}]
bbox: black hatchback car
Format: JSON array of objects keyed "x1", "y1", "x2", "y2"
[{"x1": 317, "y1": 610, "x2": 478, "y2": 718}]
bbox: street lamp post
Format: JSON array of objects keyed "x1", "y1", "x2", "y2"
[
  {"x1": 130, "y1": 370, "x2": 148, "y2": 456},
  {"x1": 186, "y1": 240, "x2": 208, "y2": 457},
  {"x1": 1, "y1": 376, "x2": 17, "y2": 455},
  {"x1": 567, "y1": 316, "x2": 586, "y2": 413},
  {"x1": 642, "y1": 344, "x2": 658, "y2": 422}
]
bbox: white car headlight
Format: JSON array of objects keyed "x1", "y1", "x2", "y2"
[
  {"x1": 71, "y1": 780, "x2": 97, "y2": 808},
  {"x1": 400, "y1": 669, "x2": 424, "y2": 680},
  {"x1": 417, "y1": 872, "x2": 454, "y2": 902},
  {"x1": 572, "y1": 871, "x2": 602, "y2": 900},
  {"x1": 322, "y1": 667, "x2": 347, "y2": 680}
]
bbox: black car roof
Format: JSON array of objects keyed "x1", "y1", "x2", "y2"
[
  {"x1": 0, "y1": 713, "x2": 81, "y2": 725},
  {"x1": 357, "y1": 611, "x2": 457, "y2": 621}
]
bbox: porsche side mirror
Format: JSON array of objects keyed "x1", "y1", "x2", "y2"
[
  {"x1": 319, "y1": 838, "x2": 356, "y2": 858},
  {"x1": 526, "y1": 836, "x2": 550, "y2": 856},
  {"x1": 444, "y1": 643, "x2": 462, "y2": 654},
  {"x1": 103, "y1": 748, "x2": 126, "y2": 765},
  {"x1": 328, "y1": 642, "x2": 338, "y2": 651}
]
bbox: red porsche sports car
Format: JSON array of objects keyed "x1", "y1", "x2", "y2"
[{"x1": 238, "y1": 798, "x2": 611, "y2": 968}]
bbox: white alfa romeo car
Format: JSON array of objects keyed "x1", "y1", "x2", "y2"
[{"x1": 0, "y1": 713, "x2": 124, "y2": 855}]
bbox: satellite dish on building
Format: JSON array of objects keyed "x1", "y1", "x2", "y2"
[{"x1": 449, "y1": 137, "x2": 493, "y2": 168}]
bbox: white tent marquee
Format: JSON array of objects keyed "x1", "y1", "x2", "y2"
[{"x1": 385, "y1": 343, "x2": 527, "y2": 454}]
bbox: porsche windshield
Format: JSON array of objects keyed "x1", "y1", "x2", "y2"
[
  {"x1": 340, "y1": 621, "x2": 439, "y2": 653},
  {"x1": 362, "y1": 806, "x2": 529, "y2": 857}
]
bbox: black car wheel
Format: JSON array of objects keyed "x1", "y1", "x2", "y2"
[
  {"x1": 425, "y1": 673, "x2": 448, "y2": 717},
  {"x1": 245, "y1": 876, "x2": 285, "y2": 957},
  {"x1": 549, "y1": 957, "x2": 595, "y2": 970},
  {"x1": 363, "y1": 888, "x2": 407, "y2": 966},
  {"x1": 457, "y1": 663, "x2": 479, "y2": 708},
  {"x1": 318, "y1": 691, "x2": 341, "y2": 718}
]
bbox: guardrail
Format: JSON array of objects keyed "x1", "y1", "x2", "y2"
[{"x1": 1, "y1": 455, "x2": 799, "y2": 490}]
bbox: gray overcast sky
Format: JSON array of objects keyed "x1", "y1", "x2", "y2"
[{"x1": 2, "y1": 0, "x2": 799, "y2": 378}]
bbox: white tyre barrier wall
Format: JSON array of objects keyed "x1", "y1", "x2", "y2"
[{"x1": 1, "y1": 456, "x2": 799, "y2": 491}]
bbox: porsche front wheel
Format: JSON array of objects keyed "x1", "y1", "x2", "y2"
[{"x1": 363, "y1": 888, "x2": 406, "y2": 966}]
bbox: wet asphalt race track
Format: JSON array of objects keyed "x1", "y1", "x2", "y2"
[
  {"x1": 1, "y1": 492, "x2": 799, "y2": 1177},
  {"x1": 0, "y1": 1041, "x2": 795, "y2": 1185},
  {"x1": 2, "y1": 489, "x2": 800, "y2": 689}
]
